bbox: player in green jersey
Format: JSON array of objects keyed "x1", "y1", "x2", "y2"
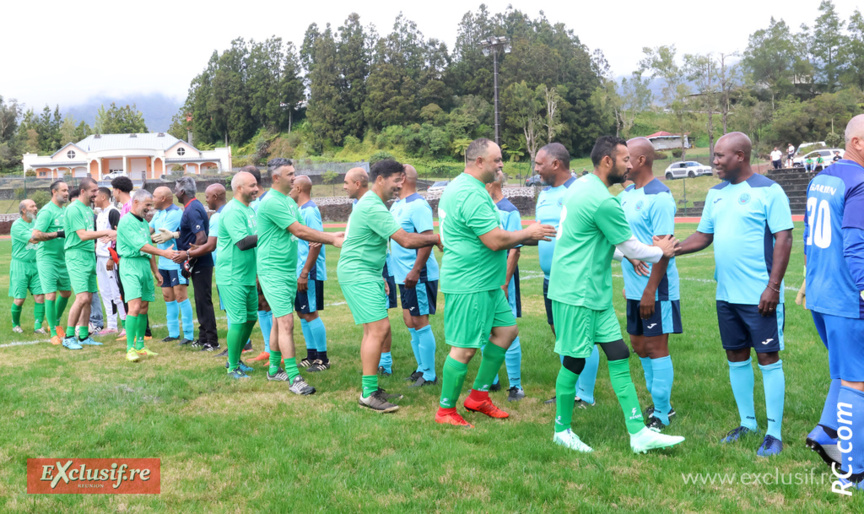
[
  {"x1": 117, "y1": 189, "x2": 182, "y2": 362},
  {"x1": 435, "y1": 139, "x2": 556, "y2": 428},
  {"x1": 61, "y1": 178, "x2": 117, "y2": 350},
  {"x1": 256, "y1": 158, "x2": 344, "y2": 393},
  {"x1": 30, "y1": 180, "x2": 72, "y2": 345},
  {"x1": 548, "y1": 135, "x2": 685, "y2": 454},
  {"x1": 9, "y1": 200, "x2": 45, "y2": 334},
  {"x1": 216, "y1": 171, "x2": 261, "y2": 379},
  {"x1": 338, "y1": 159, "x2": 441, "y2": 413}
]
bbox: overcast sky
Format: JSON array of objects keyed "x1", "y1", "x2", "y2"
[{"x1": 2, "y1": 0, "x2": 861, "y2": 110}]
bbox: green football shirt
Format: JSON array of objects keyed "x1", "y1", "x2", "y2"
[
  {"x1": 11, "y1": 218, "x2": 37, "y2": 262},
  {"x1": 337, "y1": 190, "x2": 400, "y2": 284},
  {"x1": 116, "y1": 213, "x2": 151, "y2": 259},
  {"x1": 216, "y1": 199, "x2": 258, "y2": 287},
  {"x1": 256, "y1": 189, "x2": 302, "y2": 278},
  {"x1": 548, "y1": 173, "x2": 633, "y2": 310},
  {"x1": 34, "y1": 201, "x2": 65, "y2": 261},
  {"x1": 63, "y1": 199, "x2": 95, "y2": 252},
  {"x1": 438, "y1": 172, "x2": 504, "y2": 294}
]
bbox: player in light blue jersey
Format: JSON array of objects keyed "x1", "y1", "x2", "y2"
[
  {"x1": 677, "y1": 132, "x2": 793, "y2": 457},
  {"x1": 290, "y1": 175, "x2": 332, "y2": 372},
  {"x1": 534, "y1": 143, "x2": 602, "y2": 408},
  {"x1": 619, "y1": 138, "x2": 682, "y2": 430},
  {"x1": 483, "y1": 171, "x2": 525, "y2": 401},
  {"x1": 148, "y1": 187, "x2": 194, "y2": 344},
  {"x1": 803, "y1": 115, "x2": 864, "y2": 489},
  {"x1": 390, "y1": 165, "x2": 440, "y2": 387}
]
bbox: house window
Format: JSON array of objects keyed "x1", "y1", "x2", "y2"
[
  {"x1": 177, "y1": 148, "x2": 186, "y2": 156},
  {"x1": 67, "y1": 150, "x2": 76, "y2": 159}
]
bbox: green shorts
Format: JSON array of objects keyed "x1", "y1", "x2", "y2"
[
  {"x1": 66, "y1": 249, "x2": 97, "y2": 294},
  {"x1": 220, "y1": 284, "x2": 258, "y2": 324},
  {"x1": 444, "y1": 289, "x2": 516, "y2": 349},
  {"x1": 119, "y1": 257, "x2": 155, "y2": 302},
  {"x1": 259, "y1": 273, "x2": 298, "y2": 318},
  {"x1": 553, "y1": 301, "x2": 622, "y2": 358},
  {"x1": 38, "y1": 258, "x2": 70, "y2": 293},
  {"x1": 8, "y1": 260, "x2": 43, "y2": 298},
  {"x1": 340, "y1": 281, "x2": 388, "y2": 325}
]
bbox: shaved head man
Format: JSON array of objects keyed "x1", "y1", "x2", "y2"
[
  {"x1": 9, "y1": 199, "x2": 45, "y2": 334},
  {"x1": 149, "y1": 185, "x2": 193, "y2": 344},
  {"x1": 344, "y1": 167, "x2": 369, "y2": 200},
  {"x1": 677, "y1": 131, "x2": 793, "y2": 456}
]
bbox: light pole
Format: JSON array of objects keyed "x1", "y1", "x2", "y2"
[{"x1": 480, "y1": 36, "x2": 510, "y2": 147}]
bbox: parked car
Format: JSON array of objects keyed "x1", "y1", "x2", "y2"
[
  {"x1": 103, "y1": 171, "x2": 127, "y2": 181},
  {"x1": 664, "y1": 161, "x2": 713, "y2": 179},
  {"x1": 427, "y1": 180, "x2": 449, "y2": 192},
  {"x1": 525, "y1": 175, "x2": 543, "y2": 186},
  {"x1": 793, "y1": 148, "x2": 845, "y2": 171}
]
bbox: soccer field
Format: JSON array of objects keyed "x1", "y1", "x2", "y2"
[{"x1": 0, "y1": 221, "x2": 858, "y2": 512}]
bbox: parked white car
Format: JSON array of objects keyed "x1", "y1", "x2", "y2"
[
  {"x1": 103, "y1": 171, "x2": 127, "y2": 181},
  {"x1": 793, "y1": 148, "x2": 845, "y2": 170},
  {"x1": 664, "y1": 161, "x2": 712, "y2": 179},
  {"x1": 427, "y1": 181, "x2": 449, "y2": 192}
]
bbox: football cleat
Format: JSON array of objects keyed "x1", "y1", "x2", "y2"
[
  {"x1": 553, "y1": 429, "x2": 593, "y2": 453},
  {"x1": 630, "y1": 426, "x2": 685, "y2": 453}
]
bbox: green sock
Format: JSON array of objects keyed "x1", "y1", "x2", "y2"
[
  {"x1": 125, "y1": 315, "x2": 138, "y2": 351},
  {"x1": 284, "y1": 357, "x2": 300, "y2": 382},
  {"x1": 55, "y1": 295, "x2": 69, "y2": 322},
  {"x1": 440, "y1": 356, "x2": 468, "y2": 408},
  {"x1": 269, "y1": 350, "x2": 282, "y2": 375},
  {"x1": 135, "y1": 318, "x2": 145, "y2": 350},
  {"x1": 11, "y1": 304, "x2": 22, "y2": 327},
  {"x1": 608, "y1": 358, "x2": 644, "y2": 435},
  {"x1": 226, "y1": 323, "x2": 244, "y2": 371},
  {"x1": 66, "y1": 325, "x2": 75, "y2": 338},
  {"x1": 241, "y1": 320, "x2": 257, "y2": 348},
  {"x1": 555, "y1": 366, "x2": 580, "y2": 433},
  {"x1": 77, "y1": 325, "x2": 88, "y2": 340},
  {"x1": 361, "y1": 375, "x2": 378, "y2": 398},
  {"x1": 472, "y1": 343, "x2": 507, "y2": 392},
  {"x1": 45, "y1": 299, "x2": 56, "y2": 331},
  {"x1": 34, "y1": 302, "x2": 44, "y2": 330}
]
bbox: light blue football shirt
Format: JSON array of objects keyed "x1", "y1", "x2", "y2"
[
  {"x1": 496, "y1": 197, "x2": 521, "y2": 305},
  {"x1": 618, "y1": 178, "x2": 680, "y2": 301},
  {"x1": 297, "y1": 200, "x2": 327, "y2": 281},
  {"x1": 804, "y1": 159, "x2": 864, "y2": 319},
  {"x1": 149, "y1": 204, "x2": 182, "y2": 271},
  {"x1": 389, "y1": 193, "x2": 439, "y2": 284},
  {"x1": 536, "y1": 176, "x2": 576, "y2": 280},
  {"x1": 697, "y1": 174, "x2": 794, "y2": 305},
  {"x1": 209, "y1": 205, "x2": 223, "y2": 264}
]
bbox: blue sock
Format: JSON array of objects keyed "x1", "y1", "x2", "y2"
[
  {"x1": 408, "y1": 327, "x2": 422, "y2": 372},
  {"x1": 379, "y1": 351, "x2": 392, "y2": 373},
  {"x1": 416, "y1": 325, "x2": 436, "y2": 381},
  {"x1": 308, "y1": 316, "x2": 328, "y2": 356},
  {"x1": 728, "y1": 358, "x2": 758, "y2": 431},
  {"x1": 838, "y1": 386, "x2": 864, "y2": 476},
  {"x1": 258, "y1": 310, "x2": 273, "y2": 353},
  {"x1": 759, "y1": 360, "x2": 785, "y2": 440},
  {"x1": 165, "y1": 301, "x2": 179, "y2": 338},
  {"x1": 651, "y1": 356, "x2": 674, "y2": 425},
  {"x1": 505, "y1": 336, "x2": 522, "y2": 389},
  {"x1": 639, "y1": 356, "x2": 654, "y2": 395},
  {"x1": 300, "y1": 319, "x2": 315, "y2": 352},
  {"x1": 576, "y1": 345, "x2": 599, "y2": 404},
  {"x1": 178, "y1": 299, "x2": 194, "y2": 340},
  {"x1": 819, "y1": 378, "x2": 842, "y2": 431}
]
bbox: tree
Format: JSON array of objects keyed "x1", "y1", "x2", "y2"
[
  {"x1": 742, "y1": 18, "x2": 812, "y2": 104},
  {"x1": 803, "y1": 0, "x2": 847, "y2": 92},
  {"x1": 306, "y1": 24, "x2": 345, "y2": 149},
  {"x1": 617, "y1": 74, "x2": 653, "y2": 137},
  {"x1": 59, "y1": 115, "x2": 90, "y2": 145},
  {"x1": 94, "y1": 102, "x2": 147, "y2": 134},
  {"x1": 322, "y1": 170, "x2": 338, "y2": 196},
  {"x1": 684, "y1": 53, "x2": 718, "y2": 157},
  {"x1": 502, "y1": 81, "x2": 543, "y2": 165},
  {"x1": 337, "y1": 13, "x2": 371, "y2": 139},
  {"x1": 839, "y1": 9, "x2": 864, "y2": 89},
  {"x1": 639, "y1": 46, "x2": 693, "y2": 158}
]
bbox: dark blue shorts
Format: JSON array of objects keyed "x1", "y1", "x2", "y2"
[
  {"x1": 385, "y1": 275, "x2": 397, "y2": 309},
  {"x1": 159, "y1": 269, "x2": 188, "y2": 288},
  {"x1": 542, "y1": 278, "x2": 554, "y2": 325},
  {"x1": 294, "y1": 279, "x2": 324, "y2": 314},
  {"x1": 812, "y1": 310, "x2": 864, "y2": 382},
  {"x1": 399, "y1": 281, "x2": 438, "y2": 316},
  {"x1": 716, "y1": 301, "x2": 784, "y2": 353},
  {"x1": 626, "y1": 299, "x2": 682, "y2": 337}
]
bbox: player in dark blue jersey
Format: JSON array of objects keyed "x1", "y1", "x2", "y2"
[
  {"x1": 803, "y1": 115, "x2": 864, "y2": 490},
  {"x1": 676, "y1": 132, "x2": 793, "y2": 457}
]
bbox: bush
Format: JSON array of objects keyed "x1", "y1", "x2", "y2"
[
  {"x1": 32, "y1": 190, "x2": 50, "y2": 209},
  {"x1": 654, "y1": 151, "x2": 669, "y2": 160},
  {"x1": 14, "y1": 188, "x2": 27, "y2": 200},
  {"x1": 369, "y1": 151, "x2": 395, "y2": 165},
  {"x1": 672, "y1": 149, "x2": 683, "y2": 158},
  {"x1": 825, "y1": 131, "x2": 844, "y2": 148}
]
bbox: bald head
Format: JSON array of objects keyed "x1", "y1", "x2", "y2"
[
  {"x1": 231, "y1": 171, "x2": 259, "y2": 205},
  {"x1": 403, "y1": 164, "x2": 418, "y2": 183},
  {"x1": 343, "y1": 167, "x2": 369, "y2": 199},
  {"x1": 205, "y1": 183, "x2": 226, "y2": 211},
  {"x1": 153, "y1": 186, "x2": 174, "y2": 209},
  {"x1": 294, "y1": 175, "x2": 312, "y2": 194},
  {"x1": 846, "y1": 115, "x2": 864, "y2": 144},
  {"x1": 717, "y1": 132, "x2": 752, "y2": 162},
  {"x1": 844, "y1": 114, "x2": 864, "y2": 166},
  {"x1": 713, "y1": 131, "x2": 754, "y2": 183}
]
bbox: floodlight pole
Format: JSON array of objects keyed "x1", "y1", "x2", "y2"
[{"x1": 480, "y1": 36, "x2": 510, "y2": 148}]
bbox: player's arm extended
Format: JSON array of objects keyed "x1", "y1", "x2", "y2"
[
  {"x1": 188, "y1": 236, "x2": 216, "y2": 259},
  {"x1": 76, "y1": 228, "x2": 115, "y2": 242},
  {"x1": 612, "y1": 236, "x2": 670, "y2": 264},
  {"x1": 288, "y1": 222, "x2": 343, "y2": 247},
  {"x1": 391, "y1": 229, "x2": 439, "y2": 249},
  {"x1": 408, "y1": 230, "x2": 434, "y2": 273},
  {"x1": 31, "y1": 229, "x2": 63, "y2": 242},
  {"x1": 675, "y1": 231, "x2": 713, "y2": 256},
  {"x1": 478, "y1": 223, "x2": 556, "y2": 251}
]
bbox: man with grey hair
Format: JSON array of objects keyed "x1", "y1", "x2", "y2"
[
  {"x1": 9, "y1": 199, "x2": 46, "y2": 334},
  {"x1": 172, "y1": 176, "x2": 218, "y2": 350}
]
